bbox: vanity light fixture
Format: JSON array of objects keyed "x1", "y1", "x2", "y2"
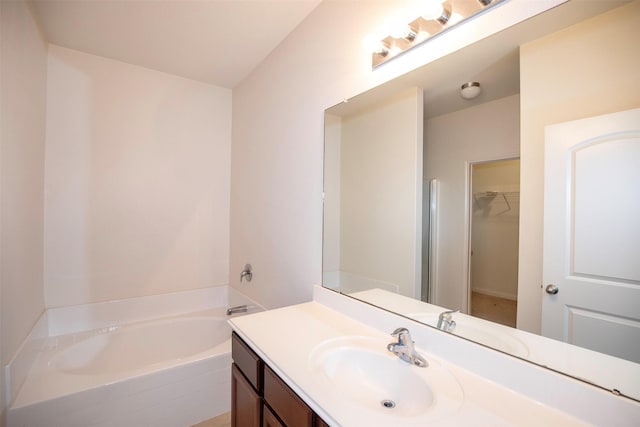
[
  {"x1": 422, "y1": 1, "x2": 451, "y2": 25},
  {"x1": 390, "y1": 23, "x2": 419, "y2": 41},
  {"x1": 460, "y1": 81, "x2": 481, "y2": 99},
  {"x1": 368, "y1": 0, "x2": 506, "y2": 68}
]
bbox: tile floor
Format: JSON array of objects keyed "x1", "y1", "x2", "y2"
[{"x1": 191, "y1": 411, "x2": 231, "y2": 427}]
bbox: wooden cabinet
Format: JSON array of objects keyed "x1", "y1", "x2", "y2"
[
  {"x1": 231, "y1": 332, "x2": 328, "y2": 427},
  {"x1": 232, "y1": 364, "x2": 261, "y2": 427},
  {"x1": 263, "y1": 365, "x2": 314, "y2": 426},
  {"x1": 262, "y1": 405, "x2": 285, "y2": 427}
]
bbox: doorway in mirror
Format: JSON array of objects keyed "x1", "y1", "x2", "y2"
[{"x1": 468, "y1": 159, "x2": 520, "y2": 327}]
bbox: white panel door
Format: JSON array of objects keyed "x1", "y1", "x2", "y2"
[{"x1": 542, "y1": 108, "x2": 640, "y2": 363}]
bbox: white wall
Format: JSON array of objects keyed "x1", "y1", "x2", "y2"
[
  {"x1": 0, "y1": 0, "x2": 48, "y2": 422},
  {"x1": 44, "y1": 45, "x2": 232, "y2": 307},
  {"x1": 328, "y1": 89, "x2": 422, "y2": 298},
  {"x1": 424, "y1": 95, "x2": 520, "y2": 311},
  {"x1": 229, "y1": 0, "x2": 555, "y2": 309},
  {"x1": 518, "y1": 1, "x2": 640, "y2": 333}
]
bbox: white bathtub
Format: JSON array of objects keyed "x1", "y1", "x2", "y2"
[
  {"x1": 55, "y1": 316, "x2": 230, "y2": 376},
  {"x1": 6, "y1": 287, "x2": 260, "y2": 427}
]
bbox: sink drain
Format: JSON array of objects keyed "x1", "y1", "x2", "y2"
[{"x1": 380, "y1": 399, "x2": 396, "y2": 409}]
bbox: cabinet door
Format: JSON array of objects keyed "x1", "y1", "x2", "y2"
[
  {"x1": 263, "y1": 365, "x2": 313, "y2": 427},
  {"x1": 262, "y1": 405, "x2": 284, "y2": 427},
  {"x1": 232, "y1": 364, "x2": 261, "y2": 427}
]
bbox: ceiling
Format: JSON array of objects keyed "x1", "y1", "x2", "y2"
[{"x1": 30, "y1": 0, "x2": 321, "y2": 88}]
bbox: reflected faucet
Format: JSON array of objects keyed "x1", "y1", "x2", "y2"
[
  {"x1": 386, "y1": 328, "x2": 428, "y2": 368},
  {"x1": 437, "y1": 310, "x2": 459, "y2": 332}
]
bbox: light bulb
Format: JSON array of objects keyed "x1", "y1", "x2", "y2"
[
  {"x1": 362, "y1": 34, "x2": 388, "y2": 55},
  {"x1": 448, "y1": 12, "x2": 464, "y2": 26},
  {"x1": 390, "y1": 24, "x2": 417, "y2": 41},
  {"x1": 421, "y1": 0, "x2": 445, "y2": 20}
]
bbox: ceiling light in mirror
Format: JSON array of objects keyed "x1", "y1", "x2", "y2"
[
  {"x1": 369, "y1": 0, "x2": 506, "y2": 68},
  {"x1": 460, "y1": 81, "x2": 481, "y2": 99}
]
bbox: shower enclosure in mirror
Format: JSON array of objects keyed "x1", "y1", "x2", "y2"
[{"x1": 322, "y1": 0, "x2": 640, "y2": 402}]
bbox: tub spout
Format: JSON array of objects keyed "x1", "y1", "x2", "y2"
[{"x1": 226, "y1": 305, "x2": 248, "y2": 316}]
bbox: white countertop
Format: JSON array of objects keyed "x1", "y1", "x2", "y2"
[{"x1": 228, "y1": 289, "x2": 628, "y2": 426}]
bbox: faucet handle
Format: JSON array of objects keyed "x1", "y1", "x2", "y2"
[
  {"x1": 437, "y1": 309, "x2": 460, "y2": 331},
  {"x1": 390, "y1": 327, "x2": 409, "y2": 338},
  {"x1": 441, "y1": 309, "x2": 459, "y2": 316}
]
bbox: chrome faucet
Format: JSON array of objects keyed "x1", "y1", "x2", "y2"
[
  {"x1": 386, "y1": 328, "x2": 428, "y2": 368},
  {"x1": 240, "y1": 264, "x2": 253, "y2": 282},
  {"x1": 226, "y1": 305, "x2": 248, "y2": 316},
  {"x1": 437, "y1": 309, "x2": 458, "y2": 332}
]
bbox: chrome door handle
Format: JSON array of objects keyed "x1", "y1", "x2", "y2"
[{"x1": 545, "y1": 284, "x2": 559, "y2": 295}]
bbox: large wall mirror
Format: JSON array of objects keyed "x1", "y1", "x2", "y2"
[{"x1": 323, "y1": 0, "x2": 640, "y2": 401}]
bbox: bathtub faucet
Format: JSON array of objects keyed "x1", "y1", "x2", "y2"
[{"x1": 226, "y1": 305, "x2": 248, "y2": 316}]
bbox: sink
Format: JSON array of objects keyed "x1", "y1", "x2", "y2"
[
  {"x1": 409, "y1": 313, "x2": 530, "y2": 357},
  {"x1": 308, "y1": 336, "x2": 463, "y2": 422}
]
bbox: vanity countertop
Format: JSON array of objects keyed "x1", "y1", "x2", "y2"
[{"x1": 229, "y1": 297, "x2": 595, "y2": 426}]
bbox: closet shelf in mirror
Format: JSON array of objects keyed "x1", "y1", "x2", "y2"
[{"x1": 473, "y1": 191, "x2": 520, "y2": 213}]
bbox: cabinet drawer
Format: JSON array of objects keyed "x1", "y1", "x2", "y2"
[
  {"x1": 232, "y1": 332, "x2": 263, "y2": 392},
  {"x1": 264, "y1": 365, "x2": 313, "y2": 427}
]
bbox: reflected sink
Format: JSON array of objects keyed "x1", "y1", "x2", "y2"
[
  {"x1": 409, "y1": 313, "x2": 530, "y2": 357},
  {"x1": 308, "y1": 336, "x2": 463, "y2": 421}
]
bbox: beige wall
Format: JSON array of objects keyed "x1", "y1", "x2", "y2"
[
  {"x1": 322, "y1": 113, "x2": 341, "y2": 275},
  {"x1": 44, "y1": 46, "x2": 232, "y2": 307},
  {"x1": 332, "y1": 89, "x2": 422, "y2": 297},
  {"x1": 518, "y1": 1, "x2": 640, "y2": 333},
  {"x1": 0, "y1": 0, "x2": 48, "y2": 422},
  {"x1": 424, "y1": 95, "x2": 520, "y2": 311}
]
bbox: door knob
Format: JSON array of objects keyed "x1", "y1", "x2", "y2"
[{"x1": 545, "y1": 284, "x2": 559, "y2": 295}]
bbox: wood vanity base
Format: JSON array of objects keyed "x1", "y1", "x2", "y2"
[{"x1": 231, "y1": 332, "x2": 329, "y2": 427}]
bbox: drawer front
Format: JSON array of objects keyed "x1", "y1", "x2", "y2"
[
  {"x1": 264, "y1": 365, "x2": 313, "y2": 427},
  {"x1": 232, "y1": 332, "x2": 263, "y2": 392}
]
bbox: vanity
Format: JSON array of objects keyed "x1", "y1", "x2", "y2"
[
  {"x1": 229, "y1": 286, "x2": 639, "y2": 426},
  {"x1": 231, "y1": 331, "x2": 329, "y2": 427}
]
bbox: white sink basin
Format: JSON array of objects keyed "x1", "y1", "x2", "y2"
[
  {"x1": 409, "y1": 313, "x2": 530, "y2": 357},
  {"x1": 308, "y1": 336, "x2": 463, "y2": 422}
]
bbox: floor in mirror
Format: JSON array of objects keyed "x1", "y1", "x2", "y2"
[{"x1": 470, "y1": 291, "x2": 517, "y2": 328}]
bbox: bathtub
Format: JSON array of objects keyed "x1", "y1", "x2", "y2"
[{"x1": 6, "y1": 286, "x2": 260, "y2": 427}]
